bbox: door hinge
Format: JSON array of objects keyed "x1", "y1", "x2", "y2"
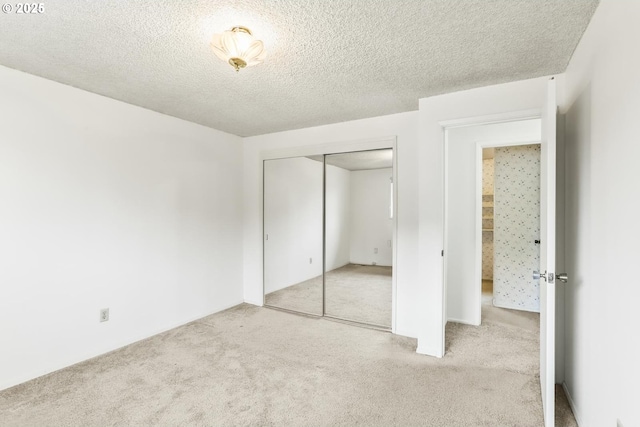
[{"x1": 441, "y1": 250, "x2": 444, "y2": 256}]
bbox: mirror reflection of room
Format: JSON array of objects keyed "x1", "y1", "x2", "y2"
[
  {"x1": 263, "y1": 156, "x2": 323, "y2": 315},
  {"x1": 324, "y1": 149, "x2": 393, "y2": 328}
]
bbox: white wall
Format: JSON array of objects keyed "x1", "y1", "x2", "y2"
[
  {"x1": 243, "y1": 112, "x2": 420, "y2": 338},
  {"x1": 561, "y1": 1, "x2": 640, "y2": 425},
  {"x1": 325, "y1": 165, "x2": 351, "y2": 271},
  {"x1": 0, "y1": 66, "x2": 244, "y2": 391},
  {"x1": 263, "y1": 157, "x2": 323, "y2": 293},
  {"x1": 418, "y1": 76, "x2": 552, "y2": 356},
  {"x1": 445, "y1": 120, "x2": 541, "y2": 325},
  {"x1": 349, "y1": 168, "x2": 393, "y2": 266}
]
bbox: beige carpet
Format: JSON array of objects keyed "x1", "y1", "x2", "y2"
[
  {"x1": 0, "y1": 302, "x2": 577, "y2": 426},
  {"x1": 265, "y1": 264, "x2": 392, "y2": 327}
]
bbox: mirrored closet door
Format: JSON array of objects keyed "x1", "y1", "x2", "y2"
[
  {"x1": 324, "y1": 150, "x2": 393, "y2": 328},
  {"x1": 263, "y1": 149, "x2": 394, "y2": 330},
  {"x1": 263, "y1": 157, "x2": 323, "y2": 316}
]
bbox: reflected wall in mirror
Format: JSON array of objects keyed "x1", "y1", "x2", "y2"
[
  {"x1": 324, "y1": 149, "x2": 393, "y2": 328},
  {"x1": 263, "y1": 157, "x2": 323, "y2": 315}
]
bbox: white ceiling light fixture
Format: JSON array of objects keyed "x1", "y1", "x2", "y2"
[{"x1": 210, "y1": 26, "x2": 266, "y2": 72}]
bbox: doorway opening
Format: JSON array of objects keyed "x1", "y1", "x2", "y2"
[
  {"x1": 440, "y1": 78, "x2": 558, "y2": 427},
  {"x1": 444, "y1": 119, "x2": 558, "y2": 424},
  {"x1": 444, "y1": 118, "x2": 541, "y2": 326},
  {"x1": 479, "y1": 143, "x2": 542, "y2": 320}
]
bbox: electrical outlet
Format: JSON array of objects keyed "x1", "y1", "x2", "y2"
[
  {"x1": 374, "y1": 248, "x2": 378, "y2": 254},
  {"x1": 99, "y1": 308, "x2": 109, "y2": 322},
  {"x1": 309, "y1": 258, "x2": 312, "y2": 264}
]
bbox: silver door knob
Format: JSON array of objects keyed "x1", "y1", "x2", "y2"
[
  {"x1": 557, "y1": 273, "x2": 569, "y2": 283},
  {"x1": 533, "y1": 270, "x2": 555, "y2": 283}
]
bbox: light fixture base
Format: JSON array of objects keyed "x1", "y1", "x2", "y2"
[{"x1": 229, "y1": 57, "x2": 247, "y2": 72}]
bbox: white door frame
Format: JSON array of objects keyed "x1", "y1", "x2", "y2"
[
  {"x1": 440, "y1": 88, "x2": 557, "y2": 426},
  {"x1": 441, "y1": 109, "x2": 541, "y2": 330},
  {"x1": 260, "y1": 136, "x2": 399, "y2": 333},
  {"x1": 473, "y1": 139, "x2": 541, "y2": 325}
]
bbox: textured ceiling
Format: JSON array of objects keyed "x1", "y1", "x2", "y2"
[
  {"x1": 308, "y1": 149, "x2": 393, "y2": 171},
  {"x1": 0, "y1": 0, "x2": 599, "y2": 137}
]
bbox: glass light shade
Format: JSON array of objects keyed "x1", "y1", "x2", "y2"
[{"x1": 211, "y1": 27, "x2": 266, "y2": 71}]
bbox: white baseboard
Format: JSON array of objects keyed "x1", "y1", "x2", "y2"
[
  {"x1": 447, "y1": 316, "x2": 481, "y2": 326},
  {"x1": 562, "y1": 382, "x2": 584, "y2": 427},
  {"x1": 416, "y1": 344, "x2": 443, "y2": 358},
  {"x1": 393, "y1": 328, "x2": 417, "y2": 339},
  {"x1": 243, "y1": 298, "x2": 264, "y2": 307}
]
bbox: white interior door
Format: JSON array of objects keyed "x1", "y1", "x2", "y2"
[{"x1": 539, "y1": 77, "x2": 557, "y2": 427}]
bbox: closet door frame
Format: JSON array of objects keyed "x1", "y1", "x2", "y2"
[{"x1": 261, "y1": 136, "x2": 398, "y2": 332}]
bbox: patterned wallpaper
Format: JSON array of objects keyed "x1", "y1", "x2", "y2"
[
  {"x1": 482, "y1": 158, "x2": 494, "y2": 280},
  {"x1": 493, "y1": 145, "x2": 541, "y2": 312}
]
